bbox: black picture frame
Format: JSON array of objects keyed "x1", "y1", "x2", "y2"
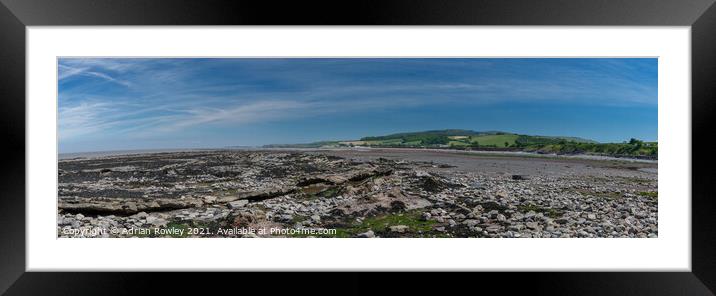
[{"x1": 1, "y1": 0, "x2": 715, "y2": 295}]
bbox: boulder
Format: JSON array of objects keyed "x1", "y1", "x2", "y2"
[
  {"x1": 357, "y1": 230, "x2": 375, "y2": 238},
  {"x1": 228, "y1": 200, "x2": 249, "y2": 209},
  {"x1": 463, "y1": 219, "x2": 479, "y2": 227},
  {"x1": 497, "y1": 214, "x2": 507, "y2": 222},
  {"x1": 389, "y1": 225, "x2": 409, "y2": 233}
]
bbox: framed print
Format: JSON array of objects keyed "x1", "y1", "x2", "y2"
[{"x1": 2, "y1": 0, "x2": 716, "y2": 295}]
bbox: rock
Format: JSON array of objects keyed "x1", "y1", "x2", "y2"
[
  {"x1": 124, "y1": 203, "x2": 139, "y2": 213},
  {"x1": 488, "y1": 210, "x2": 499, "y2": 218},
  {"x1": 278, "y1": 214, "x2": 294, "y2": 223},
  {"x1": 486, "y1": 225, "x2": 501, "y2": 233},
  {"x1": 415, "y1": 171, "x2": 431, "y2": 177},
  {"x1": 463, "y1": 219, "x2": 479, "y2": 227},
  {"x1": 357, "y1": 230, "x2": 375, "y2": 238},
  {"x1": 390, "y1": 200, "x2": 407, "y2": 212},
  {"x1": 228, "y1": 200, "x2": 249, "y2": 209},
  {"x1": 232, "y1": 187, "x2": 298, "y2": 203},
  {"x1": 495, "y1": 190, "x2": 509, "y2": 199},
  {"x1": 524, "y1": 211, "x2": 536, "y2": 220},
  {"x1": 146, "y1": 216, "x2": 168, "y2": 227},
  {"x1": 418, "y1": 175, "x2": 462, "y2": 193},
  {"x1": 389, "y1": 225, "x2": 409, "y2": 233},
  {"x1": 326, "y1": 175, "x2": 349, "y2": 184},
  {"x1": 57, "y1": 148, "x2": 657, "y2": 239},
  {"x1": 133, "y1": 212, "x2": 148, "y2": 219},
  {"x1": 526, "y1": 222, "x2": 540, "y2": 230}
]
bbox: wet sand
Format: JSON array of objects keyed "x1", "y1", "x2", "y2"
[{"x1": 313, "y1": 148, "x2": 657, "y2": 179}]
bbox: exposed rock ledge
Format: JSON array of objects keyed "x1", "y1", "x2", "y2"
[
  {"x1": 296, "y1": 168, "x2": 392, "y2": 186},
  {"x1": 59, "y1": 168, "x2": 394, "y2": 216},
  {"x1": 59, "y1": 186, "x2": 297, "y2": 215}
]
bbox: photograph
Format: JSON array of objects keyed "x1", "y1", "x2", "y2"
[
  {"x1": 56, "y1": 57, "x2": 658, "y2": 238},
  {"x1": 4, "y1": 0, "x2": 713, "y2": 293}
]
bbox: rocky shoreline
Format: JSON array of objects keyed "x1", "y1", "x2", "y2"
[{"x1": 57, "y1": 149, "x2": 657, "y2": 238}]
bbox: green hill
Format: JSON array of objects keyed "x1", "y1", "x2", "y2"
[{"x1": 262, "y1": 129, "x2": 655, "y2": 159}]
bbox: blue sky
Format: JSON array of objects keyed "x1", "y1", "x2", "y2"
[{"x1": 58, "y1": 58, "x2": 657, "y2": 153}]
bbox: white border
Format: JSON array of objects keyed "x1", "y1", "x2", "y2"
[{"x1": 27, "y1": 27, "x2": 690, "y2": 271}]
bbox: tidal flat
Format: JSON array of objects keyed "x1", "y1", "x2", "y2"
[{"x1": 57, "y1": 149, "x2": 657, "y2": 238}]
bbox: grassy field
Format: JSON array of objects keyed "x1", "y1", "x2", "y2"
[
  {"x1": 468, "y1": 134, "x2": 519, "y2": 147},
  {"x1": 348, "y1": 130, "x2": 524, "y2": 148},
  {"x1": 448, "y1": 134, "x2": 519, "y2": 148}
]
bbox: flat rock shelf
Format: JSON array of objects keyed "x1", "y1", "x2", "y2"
[{"x1": 57, "y1": 149, "x2": 657, "y2": 238}]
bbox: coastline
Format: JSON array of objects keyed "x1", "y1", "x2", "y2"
[
  {"x1": 59, "y1": 146, "x2": 658, "y2": 163},
  {"x1": 254, "y1": 146, "x2": 658, "y2": 164},
  {"x1": 58, "y1": 148, "x2": 220, "y2": 160}
]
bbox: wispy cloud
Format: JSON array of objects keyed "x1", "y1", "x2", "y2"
[
  {"x1": 58, "y1": 102, "x2": 116, "y2": 140},
  {"x1": 58, "y1": 64, "x2": 132, "y2": 87},
  {"x1": 58, "y1": 58, "x2": 658, "y2": 151}
]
